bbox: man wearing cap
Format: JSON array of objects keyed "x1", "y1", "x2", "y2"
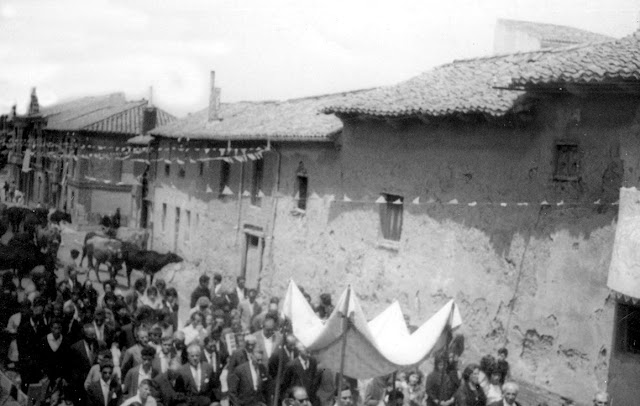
[
  {"x1": 190, "y1": 274, "x2": 211, "y2": 308},
  {"x1": 228, "y1": 334, "x2": 258, "y2": 374}
]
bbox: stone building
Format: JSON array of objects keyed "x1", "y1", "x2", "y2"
[
  {"x1": 3, "y1": 92, "x2": 174, "y2": 225},
  {"x1": 149, "y1": 31, "x2": 640, "y2": 404}
]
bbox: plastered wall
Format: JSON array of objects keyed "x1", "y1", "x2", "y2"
[{"x1": 151, "y1": 94, "x2": 640, "y2": 404}]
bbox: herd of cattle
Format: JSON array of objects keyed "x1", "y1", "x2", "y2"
[{"x1": 0, "y1": 204, "x2": 184, "y2": 288}]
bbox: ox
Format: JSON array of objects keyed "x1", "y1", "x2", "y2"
[
  {"x1": 121, "y1": 243, "x2": 182, "y2": 286},
  {"x1": 83, "y1": 236, "x2": 124, "y2": 282}
]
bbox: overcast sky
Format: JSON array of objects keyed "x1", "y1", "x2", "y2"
[{"x1": 0, "y1": 0, "x2": 638, "y2": 117}]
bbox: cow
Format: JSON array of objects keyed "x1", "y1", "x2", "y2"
[
  {"x1": 121, "y1": 245, "x2": 183, "y2": 286},
  {"x1": 1, "y1": 237, "x2": 55, "y2": 288},
  {"x1": 49, "y1": 210, "x2": 72, "y2": 225},
  {"x1": 116, "y1": 227, "x2": 149, "y2": 250},
  {"x1": 83, "y1": 235, "x2": 124, "y2": 282},
  {"x1": 80, "y1": 231, "x2": 107, "y2": 266},
  {"x1": 6, "y1": 206, "x2": 26, "y2": 233}
]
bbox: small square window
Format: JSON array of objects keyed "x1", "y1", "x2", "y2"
[
  {"x1": 164, "y1": 164, "x2": 170, "y2": 177},
  {"x1": 615, "y1": 302, "x2": 640, "y2": 354},
  {"x1": 554, "y1": 143, "x2": 580, "y2": 181},
  {"x1": 379, "y1": 193, "x2": 403, "y2": 241},
  {"x1": 178, "y1": 167, "x2": 186, "y2": 178}
]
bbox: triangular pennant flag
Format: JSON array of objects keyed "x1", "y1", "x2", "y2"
[
  {"x1": 612, "y1": 201, "x2": 619, "y2": 206},
  {"x1": 593, "y1": 199, "x2": 601, "y2": 205},
  {"x1": 223, "y1": 157, "x2": 234, "y2": 164},
  {"x1": 234, "y1": 156, "x2": 245, "y2": 162},
  {"x1": 556, "y1": 200, "x2": 564, "y2": 206},
  {"x1": 177, "y1": 159, "x2": 185, "y2": 165},
  {"x1": 219, "y1": 148, "x2": 225, "y2": 155},
  {"x1": 190, "y1": 159, "x2": 197, "y2": 164},
  {"x1": 164, "y1": 159, "x2": 172, "y2": 164},
  {"x1": 327, "y1": 194, "x2": 335, "y2": 202},
  {"x1": 294, "y1": 191, "x2": 300, "y2": 200},
  {"x1": 103, "y1": 179, "x2": 111, "y2": 184},
  {"x1": 247, "y1": 153, "x2": 257, "y2": 160},
  {"x1": 426, "y1": 198, "x2": 436, "y2": 204},
  {"x1": 500, "y1": 202, "x2": 507, "y2": 207},
  {"x1": 448, "y1": 199, "x2": 458, "y2": 205},
  {"x1": 541, "y1": 200, "x2": 549, "y2": 205},
  {"x1": 258, "y1": 190, "x2": 265, "y2": 198},
  {"x1": 375, "y1": 196, "x2": 386, "y2": 204},
  {"x1": 468, "y1": 201, "x2": 477, "y2": 207},
  {"x1": 116, "y1": 182, "x2": 125, "y2": 186},
  {"x1": 343, "y1": 195, "x2": 352, "y2": 202},
  {"x1": 242, "y1": 190, "x2": 251, "y2": 197},
  {"x1": 393, "y1": 199, "x2": 403, "y2": 205},
  {"x1": 222, "y1": 185, "x2": 234, "y2": 195},
  {"x1": 517, "y1": 202, "x2": 529, "y2": 206},
  {"x1": 412, "y1": 197, "x2": 420, "y2": 205},
  {"x1": 205, "y1": 148, "x2": 210, "y2": 153},
  {"x1": 310, "y1": 192, "x2": 320, "y2": 199},
  {"x1": 206, "y1": 185, "x2": 214, "y2": 193}
]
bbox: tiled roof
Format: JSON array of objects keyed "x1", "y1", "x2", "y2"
[
  {"x1": 323, "y1": 46, "x2": 580, "y2": 118},
  {"x1": 150, "y1": 91, "x2": 366, "y2": 141},
  {"x1": 510, "y1": 31, "x2": 640, "y2": 86},
  {"x1": 41, "y1": 93, "x2": 176, "y2": 135},
  {"x1": 497, "y1": 18, "x2": 614, "y2": 47}
]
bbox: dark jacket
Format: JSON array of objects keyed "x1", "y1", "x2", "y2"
[
  {"x1": 425, "y1": 369, "x2": 458, "y2": 406},
  {"x1": 39, "y1": 334, "x2": 70, "y2": 381},
  {"x1": 488, "y1": 401, "x2": 521, "y2": 406},
  {"x1": 454, "y1": 382, "x2": 486, "y2": 406},
  {"x1": 190, "y1": 286, "x2": 211, "y2": 309},
  {"x1": 153, "y1": 371, "x2": 187, "y2": 406},
  {"x1": 227, "y1": 349, "x2": 251, "y2": 374},
  {"x1": 85, "y1": 379, "x2": 123, "y2": 406},
  {"x1": 281, "y1": 357, "x2": 320, "y2": 406},
  {"x1": 69, "y1": 338, "x2": 107, "y2": 386},
  {"x1": 228, "y1": 360, "x2": 269, "y2": 406},
  {"x1": 175, "y1": 362, "x2": 219, "y2": 406}
]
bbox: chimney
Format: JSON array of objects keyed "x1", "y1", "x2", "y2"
[
  {"x1": 142, "y1": 106, "x2": 158, "y2": 134},
  {"x1": 208, "y1": 70, "x2": 221, "y2": 122}
]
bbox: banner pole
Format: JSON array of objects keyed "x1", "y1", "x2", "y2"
[
  {"x1": 272, "y1": 318, "x2": 291, "y2": 406},
  {"x1": 336, "y1": 285, "x2": 352, "y2": 406},
  {"x1": 438, "y1": 303, "x2": 454, "y2": 405}
]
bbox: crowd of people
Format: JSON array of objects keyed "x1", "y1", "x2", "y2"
[{"x1": 0, "y1": 244, "x2": 611, "y2": 406}]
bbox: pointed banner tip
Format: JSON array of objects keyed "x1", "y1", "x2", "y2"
[
  {"x1": 343, "y1": 195, "x2": 352, "y2": 202},
  {"x1": 412, "y1": 197, "x2": 420, "y2": 205},
  {"x1": 375, "y1": 196, "x2": 386, "y2": 204},
  {"x1": 448, "y1": 199, "x2": 458, "y2": 205}
]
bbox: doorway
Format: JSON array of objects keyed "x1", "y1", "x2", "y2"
[{"x1": 241, "y1": 231, "x2": 264, "y2": 290}]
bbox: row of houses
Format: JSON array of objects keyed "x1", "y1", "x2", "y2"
[{"x1": 3, "y1": 19, "x2": 640, "y2": 405}]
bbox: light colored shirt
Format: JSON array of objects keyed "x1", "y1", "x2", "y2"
[
  {"x1": 138, "y1": 366, "x2": 153, "y2": 386},
  {"x1": 190, "y1": 364, "x2": 202, "y2": 392},
  {"x1": 159, "y1": 352, "x2": 170, "y2": 373},
  {"x1": 121, "y1": 394, "x2": 157, "y2": 406},
  {"x1": 205, "y1": 351, "x2": 217, "y2": 373},
  {"x1": 47, "y1": 333, "x2": 62, "y2": 352},
  {"x1": 249, "y1": 361, "x2": 258, "y2": 390},
  {"x1": 100, "y1": 379, "x2": 110, "y2": 406},
  {"x1": 264, "y1": 334, "x2": 275, "y2": 358}
]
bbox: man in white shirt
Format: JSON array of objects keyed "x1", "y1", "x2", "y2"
[
  {"x1": 175, "y1": 343, "x2": 218, "y2": 405},
  {"x1": 255, "y1": 314, "x2": 282, "y2": 369},
  {"x1": 86, "y1": 360, "x2": 122, "y2": 406},
  {"x1": 123, "y1": 346, "x2": 159, "y2": 399},
  {"x1": 153, "y1": 336, "x2": 177, "y2": 374},
  {"x1": 121, "y1": 379, "x2": 157, "y2": 406}
]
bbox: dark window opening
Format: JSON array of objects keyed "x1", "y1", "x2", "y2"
[
  {"x1": 219, "y1": 161, "x2": 230, "y2": 197},
  {"x1": 164, "y1": 163, "x2": 170, "y2": 177},
  {"x1": 178, "y1": 166, "x2": 186, "y2": 178},
  {"x1": 199, "y1": 162, "x2": 204, "y2": 177},
  {"x1": 297, "y1": 175, "x2": 308, "y2": 211},
  {"x1": 554, "y1": 143, "x2": 580, "y2": 181},
  {"x1": 379, "y1": 193, "x2": 403, "y2": 242},
  {"x1": 615, "y1": 302, "x2": 640, "y2": 354},
  {"x1": 251, "y1": 159, "x2": 264, "y2": 207}
]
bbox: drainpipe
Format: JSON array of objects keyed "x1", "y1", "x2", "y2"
[
  {"x1": 235, "y1": 153, "x2": 244, "y2": 245},
  {"x1": 266, "y1": 141, "x2": 281, "y2": 276}
]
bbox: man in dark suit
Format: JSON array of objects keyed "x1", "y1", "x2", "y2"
[
  {"x1": 228, "y1": 347, "x2": 269, "y2": 406},
  {"x1": 16, "y1": 297, "x2": 49, "y2": 391},
  {"x1": 227, "y1": 276, "x2": 247, "y2": 310},
  {"x1": 153, "y1": 335, "x2": 179, "y2": 374},
  {"x1": 153, "y1": 364, "x2": 187, "y2": 406},
  {"x1": 268, "y1": 334, "x2": 298, "y2": 380},
  {"x1": 227, "y1": 334, "x2": 257, "y2": 373},
  {"x1": 488, "y1": 382, "x2": 522, "y2": 406},
  {"x1": 123, "y1": 346, "x2": 159, "y2": 399},
  {"x1": 201, "y1": 335, "x2": 225, "y2": 396},
  {"x1": 69, "y1": 324, "x2": 107, "y2": 404},
  {"x1": 281, "y1": 343, "x2": 320, "y2": 406},
  {"x1": 86, "y1": 360, "x2": 122, "y2": 406},
  {"x1": 255, "y1": 315, "x2": 282, "y2": 369},
  {"x1": 175, "y1": 343, "x2": 219, "y2": 406}
]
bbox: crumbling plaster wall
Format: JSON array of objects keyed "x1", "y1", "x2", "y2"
[
  {"x1": 260, "y1": 94, "x2": 638, "y2": 404},
  {"x1": 150, "y1": 95, "x2": 640, "y2": 404}
]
